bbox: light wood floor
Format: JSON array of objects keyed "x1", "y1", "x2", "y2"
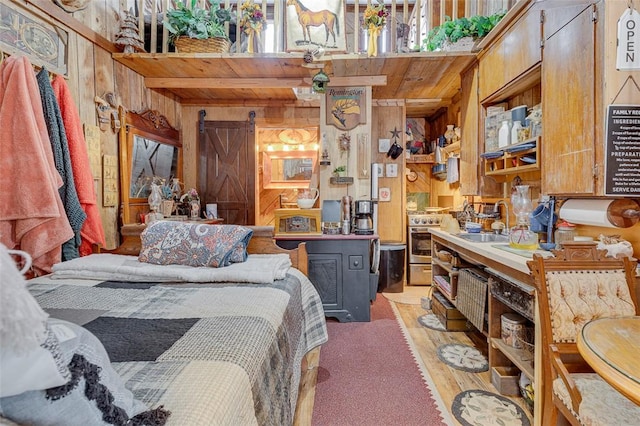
[
  {"x1": 390, "y1": 286, "x2": 533, "y2": 425},
  {"x1": 295, "y1": 286, "x2": 533, "y2": 426}
]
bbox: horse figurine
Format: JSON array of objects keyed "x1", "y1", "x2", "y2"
[{"x1": 286, "y1": 0, "x2": 339, "y2": 47}]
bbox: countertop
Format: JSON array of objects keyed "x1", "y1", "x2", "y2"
[
  {"x1": 274, "y1": 233, "x2": 380, "y2": 241},
  {"x1": 429, "y1": 228, "x2": 551, "y2": 276}
]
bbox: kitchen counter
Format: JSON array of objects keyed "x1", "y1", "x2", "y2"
[
  {"x1": 428, "y1": 228, "x2": 550, "y2": 284},
  {"x1": 274, "y1": 233, "x2": 379, "y2": 241}
]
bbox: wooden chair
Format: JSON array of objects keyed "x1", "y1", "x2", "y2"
[{"x1": 527, "y1": 242, "x2": 639, "y2": 425}]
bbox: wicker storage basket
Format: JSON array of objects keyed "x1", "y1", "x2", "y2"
[
  {"x1": 456, "y1": 268, "x2": 489, "y2": 332},
  {"x1": 174, "y1": 36, "x2": 231, "y2": 53}
]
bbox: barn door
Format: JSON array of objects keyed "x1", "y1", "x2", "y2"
[{"x1": 198, "y1": 113, "x2": 255, "y2": 225}]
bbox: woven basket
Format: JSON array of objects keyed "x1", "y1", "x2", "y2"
[
  {"x1": 443, "y1": 36, "x2": 478, "y2": 52},
  {"x1": 174, "y1": 36, "x2": 231, "y2": 53}
]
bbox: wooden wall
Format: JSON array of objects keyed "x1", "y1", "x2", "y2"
[{"x1": 7, "y1": 0, "x2": 181, "y2": 249}]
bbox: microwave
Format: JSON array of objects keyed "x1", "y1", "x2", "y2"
[{"x1": 274, "y1": 208, "x2": 322, "y2": 235}]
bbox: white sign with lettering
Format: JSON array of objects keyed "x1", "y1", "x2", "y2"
[{"x1": 617, "y1": 8, "x2": 640, "y2": 70}]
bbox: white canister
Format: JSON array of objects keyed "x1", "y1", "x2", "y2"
[
  {"x1": 511, "y1": 121, "x2": 522, "y2": 144},
  {"x1": 498, "y1": 120, "x2": 511, "y2": 148},
  {"x1": 206, "y1": 203, "x2": 218, "y2": 219},
  {"x1": 501, "y1": 312, "x2": 526, "y2": 349}
]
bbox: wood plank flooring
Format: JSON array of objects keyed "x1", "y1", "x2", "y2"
[{"x1": 390, "y1": 286, "x2": 533, "y2": 425}]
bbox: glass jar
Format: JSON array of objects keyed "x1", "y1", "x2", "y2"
[{"x1": 554, "y1": 220, "x2": 576, "y2": 248}]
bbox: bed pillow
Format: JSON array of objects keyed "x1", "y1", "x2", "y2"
[
  {"x1": 0, "y1": 319, "x2": 170, "y2": 425},
  {"x1": 0, "y1": 244, "x2": 70, "y2": 397},
  {"x1": 138, "y1": 221, "x2": 253, "y2": 267}
]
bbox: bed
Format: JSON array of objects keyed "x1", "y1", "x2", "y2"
[{"x1": 3, "y1": 225, "x2": 327, "y2": 426}]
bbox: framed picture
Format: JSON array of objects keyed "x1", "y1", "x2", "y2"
[
  {"x1": 326, "y1": 87, "x2": 367, "y2": 130},
  {"x1": 285, "y1": 0, "x2": 346, "y2": 53},
  {"x1": 0, "y1": 0, "x2": 68, "y2": 75}
]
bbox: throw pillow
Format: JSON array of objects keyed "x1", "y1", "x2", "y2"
[
  {"x1": 0, "y1": 244, "x2": 70, "y2": 397},
  {"x1": 138, "y1": 221, "x2": 253, "y2": 267},
  {"x1": 0, "y1": 319, "x2": 170, "y2": 425}
]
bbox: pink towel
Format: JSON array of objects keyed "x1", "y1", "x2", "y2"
[
  {"x1": 52, "y1": 75, "x2": 106, "y2": 255},
  {"x1": 0, "y1": 56, "x2": 74, "y2": 275}
]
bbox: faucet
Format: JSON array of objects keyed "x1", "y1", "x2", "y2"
[{"x1": 493, "y1": 200, "x2": 510, "y2": 235}]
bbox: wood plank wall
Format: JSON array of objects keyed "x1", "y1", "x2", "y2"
[{"x1": 3, "y1": 0, "x2": 181, "y2": 249}]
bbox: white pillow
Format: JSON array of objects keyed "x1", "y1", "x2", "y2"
[{"x1": 0, "y1": 244, "x2": 69, "y2": 397}]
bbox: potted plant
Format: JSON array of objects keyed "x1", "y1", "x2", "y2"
[
  {"x1": 423, "y1": 11, "x2": 506, "y2": 52},
  {"x1": 165, "y1": 0, "x2": 234, "y2": 53},
  {"x1": 333, "y1": 166, "x2": 346, "y2": 177}
]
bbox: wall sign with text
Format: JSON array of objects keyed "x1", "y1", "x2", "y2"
[
  {"x1": 605, "y1": 105, "x2": 640, "y2": 196},
  {"x1": 325, "y1": 86, "x2": 366, "y2": 130}
]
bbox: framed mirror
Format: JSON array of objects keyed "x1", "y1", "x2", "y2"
[
  {"x1": 119, "y1": 109, "x2": 181, "y2": 224},
  {"x1": 263, "y1": 150, "x2": 318, "y2": 189}
]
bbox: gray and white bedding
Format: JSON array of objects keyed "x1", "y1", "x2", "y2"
[{"x1": 28, "y1": 262, "x2": 328, "y2": 426}]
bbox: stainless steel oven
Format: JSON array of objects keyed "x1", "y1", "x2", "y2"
[{"x1": 407, "y1": 213, "x2": 443, "y2": 285}]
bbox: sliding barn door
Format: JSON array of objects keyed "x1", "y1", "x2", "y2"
[{"x1": 198, "y1": 119, "x2": 256, "y2": 225}]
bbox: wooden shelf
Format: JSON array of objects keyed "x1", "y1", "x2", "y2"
[
  {"x1": 406, "y1": 153, "x2": 435, "y2": 164},
  {"x1": 484, "y1": 137, "x2": 540, "y2": 176},
  {"x1": 491, "y1": 337, "x2": 535, "y2": 380}
]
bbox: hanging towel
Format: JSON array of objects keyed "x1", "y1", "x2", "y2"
[
  {"x1": 0, "y1": 56, "x2": 74, "y2": 275},
  {"x1": 51, "y1": 75, "x2": 106, "y2": 256},
  {"x1": 446, "y1": 156, "x2": 459, "y2": 184},
  {"x1": 36, "y1": 69, "x2": 86, "y2": 261}
]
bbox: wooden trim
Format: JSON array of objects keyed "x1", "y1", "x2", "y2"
[
  {"x1": 25, "y1": 0, "x2": 117, "y2": 53},
  {"x1": 144, "y1": 75, "x2": 388, "y2": 89}
]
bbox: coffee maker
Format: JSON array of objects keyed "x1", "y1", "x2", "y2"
[{"x1": 354, "y1": 200, "x2": 374, "y2": 235}]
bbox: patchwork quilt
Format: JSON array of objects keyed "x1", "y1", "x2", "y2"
[{"x1": 28, "y1": 267, "x2": 328, "y2": 425}]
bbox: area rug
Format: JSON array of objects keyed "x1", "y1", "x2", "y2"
[
  {"x1": 452, "y1": 389, "x2": 531, "y2": 426},
  {"x1": 418, "y1": 313, "x2": 446, "y2": 331},
  {"x1": 312, "y1": 296, "x2": 454, "y2": 425},
  {"x1": 436, "y1": 343, "x2": 489, "y2": 373}
]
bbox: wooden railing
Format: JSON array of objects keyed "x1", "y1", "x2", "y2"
[{"x1": 132, "y1": 0, "x2": 514, "y2": 54}]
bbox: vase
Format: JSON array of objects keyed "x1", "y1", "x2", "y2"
[
  {"x1": 444, "y1": 124, "x2": 455, "y2": 144},
  {"x1": 189, "y1": 199, "x2": 201, "y2": 219},
  {"x1": 245, "y1": 28, "x2": 262, "y2": 53},
  {"x1": 367, "y1": 25, "x2": 381, "y2": 57}
]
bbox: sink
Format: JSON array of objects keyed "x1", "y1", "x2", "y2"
[{"x1": 455, "y1": 233, "x2": 510, "y2": 243}]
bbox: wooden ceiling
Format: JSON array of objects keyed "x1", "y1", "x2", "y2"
[{"x1": 113, "y1": 51, "x2": 477, "y2": 118}]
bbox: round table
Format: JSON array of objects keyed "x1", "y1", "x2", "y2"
[{"x1": 576, "y1": 316, "x2": 640, "y2": 405}]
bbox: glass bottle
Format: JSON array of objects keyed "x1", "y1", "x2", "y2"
[
  {"x1": 509, "y1": 185, "x2": 538, "y2": 250},
  {"x1": 511, "y1": 121, "x2": 522, "y2": 144}
]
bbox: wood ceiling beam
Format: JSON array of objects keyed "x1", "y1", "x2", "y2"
[{"x1": 144, "y1": 75, "x2": 387, "y2": 89}]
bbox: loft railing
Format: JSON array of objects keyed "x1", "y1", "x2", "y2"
[{"x1": 130, "y1": 0, "x2": 514, "y2": 54}]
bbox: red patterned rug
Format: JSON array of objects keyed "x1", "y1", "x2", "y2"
[{"x1": 312, "y1": 296, "x2": 452, "y2": 425}]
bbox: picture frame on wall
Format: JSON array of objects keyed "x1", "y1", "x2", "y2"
[
  {"x1": 0, "y1": 0, "x2": 68, "y2": 76},
  {"x1": 285, "y1": 0, "x2": 346, "y2": 53}
]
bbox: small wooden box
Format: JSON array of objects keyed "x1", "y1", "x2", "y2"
[
  {"x1": 431, "y1": 291, "x2": 469, "y2": 331},
  {"x1": 274, "y1": 208, "x2": 322, "y2": 236},
  {"x1": 491, "y1": 366, "x2": 521, "y2": 396}
]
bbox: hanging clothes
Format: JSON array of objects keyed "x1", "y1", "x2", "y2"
[
  {"x1": 0, "y1": 56, "x2": 74, "y2": 275},
  {"x1": 36, "y1": 68, "x2": 86, "y2": 261},
  {"x1": 51, "y1": 75, "x2": 106, "y2": 255}
]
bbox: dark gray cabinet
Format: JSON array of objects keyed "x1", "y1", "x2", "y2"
[{"x1": 278, "y1": 237, "x2": 377, "y2": 322}]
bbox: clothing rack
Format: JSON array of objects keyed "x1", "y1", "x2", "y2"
[{"x1": 0, "y1": 49, "x2": 64, "y2": 80}]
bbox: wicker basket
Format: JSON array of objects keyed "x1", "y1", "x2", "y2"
[{"x1": 174, "y1": 36, "x2": 231, "y2": 53}]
